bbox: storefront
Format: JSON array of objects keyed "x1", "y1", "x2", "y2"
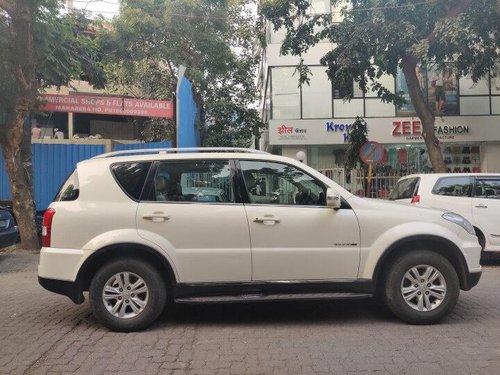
[
  {"x1": 259, "y1": 1, "x2": 500, "y2": 196},
  {"x1": 269, "y1": 116, "x2": 500, "y2": 193}
]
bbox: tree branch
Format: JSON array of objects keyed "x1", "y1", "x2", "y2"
[
  {"x1": 426, "y1": 0, "x2": 474, "y2": 43},
  {"x1": 0, "y1": 0, "x2": 14, "y2": 14},
  {"x1": 444, "y1": 0, "x2": 475, "y2": 18},
  {"x1": 165, "y1": 59, "x2": 176, "y2": 80}
]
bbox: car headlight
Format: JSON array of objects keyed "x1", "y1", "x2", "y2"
[{"x1": 442, "y1": 212, "x2": 475, "y2": 236}]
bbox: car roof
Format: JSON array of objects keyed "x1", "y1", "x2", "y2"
[
  {"x1": 92, "y1": 147, "x2": 267, "y2": 159},
  {"x1": 399, "y1": 173, "x2": 500, "y2": 181},
  {"x1": 78, "y1": 148, "x2": 299, "y2": 167}
]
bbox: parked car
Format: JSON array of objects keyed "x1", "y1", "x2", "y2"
[
  {"x1": 0, "y1": 206, "x2": 18, "y2": 249},
  {"x1": 39, "y1": 148, "x2": 482, "y2": 331},
  {"x1": 389, "y1": 173, "x2": 500, "y2": 254},
  {"x1": 182, "y1": 187, "x2": 227, "y2": 202}
]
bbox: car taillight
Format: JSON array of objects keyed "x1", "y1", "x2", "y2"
[
  {"x1": 410, "y1": 194, "x2": 420, "y2": 204},
  {"x1": 42, "y1": 208, "x2": 56, "y2": 247}
]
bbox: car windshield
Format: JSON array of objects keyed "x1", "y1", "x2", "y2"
[{"x1": 389, "y1": 177, "x2": 420, "y2": 200}]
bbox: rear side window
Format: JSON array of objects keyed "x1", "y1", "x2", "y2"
[
  {"x1": 112, "y1": 162, "x2": 152, "y2": 200},
  {"x1": 55, "y1": 170, "x2": 79, "y2": 202},
  {"x1": 389, "y1": 177, "x2": 420, "y2": 200},
  {"x1": 432, "y1": 176, "x2": 473, "y2": 197},
  {"x1": 475, "y1": 179, "x2": 500, "y2": 199},
  {"x1": 148, "y1": 160, "x2": 235, "y2": 203}
]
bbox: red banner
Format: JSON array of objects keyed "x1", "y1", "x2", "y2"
[{"x1": 39, "y1": 94, "x2": 174, "y2": 119}]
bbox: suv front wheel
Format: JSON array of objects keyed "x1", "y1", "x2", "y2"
[
  {"x1": 383, "y1": 250, "x2": 460, "y2": 324},
  {"x1": 89, "y1": 258, "x2": 167, "y2": 331}
]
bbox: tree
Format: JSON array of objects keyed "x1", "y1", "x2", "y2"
[
  {"x1": 344, "y1": 116, "x2": 370, "y2": 196},
  {"x1": 0, "y1": 0, "x2": 105, "y2": 249},
  {"x1": 260, "y1": 0, "x2": 499, "y2": 172},
  {"x1": 344, "y1": 116, "x2": 368, "y2": 172},
  {"x1": 98, "y1": 0, "x2": 264, "y2": 147}
]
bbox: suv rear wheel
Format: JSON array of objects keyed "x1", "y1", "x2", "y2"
[
  {"x1": 89, "y1": 258, "x2": 166, "y2": 331},
  {"x1": 383, "y1": 250, "x2": 459, "y2": 324}
]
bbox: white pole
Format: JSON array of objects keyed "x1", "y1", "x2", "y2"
[{"x1": 68, "y1": 112, "x2": 74, "y2": 139}]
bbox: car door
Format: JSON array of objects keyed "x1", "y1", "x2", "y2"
[
  {"x1": 427, "y1": 176, "x2": 474, "y2": 219},
  {"x1": 472, "y1": 177, "x2": 500, "y2": 250},
  {"x1": 239, "y1": 160, "x2": 360, "y2": 281},
  {"x1": 136, "y1": 159, "x2": 251, "y2": 283}
]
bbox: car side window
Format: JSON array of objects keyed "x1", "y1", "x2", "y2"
[
  {"x1": 475, "y1": 179, "x2": 500, "y2": 199},
  {"x1": 240, "y1": 160, "x2": 326, "y2": 206},
  {"x1": 389, "y1": 177, "x2": 420, "y2": 200},
  {"x1": 56, "y1": 169, "x2": 80, "y2": 202},
  {"x1": 150, "y1": 160, "x2": 235, "y2": 203},
  {"x1": 432, "y1": 177, "x2": 473, "y2": 197},
  {"x1": 112, "y1": 162, "x2": 152, "y2": 200}
]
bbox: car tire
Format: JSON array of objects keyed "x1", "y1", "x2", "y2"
[
  {"x1": 383, "y1": 250, "x2": 459, "y2": 325},
  {"x1": 89, "y1": 258, "x2": 167, "y2": 332}
]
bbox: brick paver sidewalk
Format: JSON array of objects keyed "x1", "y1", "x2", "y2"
[{"x1": 1, "y1": 252, "x2": 499, "y2": 374}]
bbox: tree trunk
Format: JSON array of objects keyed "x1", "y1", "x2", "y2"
[
  {"x1": 0, "y1": 0, "x2": 40, "y2": 250},
  {"x1": 0, "y1": 114, "x2": 39, "y2": 250},
  {"x1": 402, "y1": 55, "x2": 446, "y2": 173}
]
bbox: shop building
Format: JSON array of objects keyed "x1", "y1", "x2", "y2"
[
  {"x1": 0, "y1": 71, "x2": 200, "y2": 209},
  {"x1": 32, "y1": 81, "x2": 174, "y2": 146},
  {"x1": 258, "y1": 1, "x2": 500, "y2": 192}
]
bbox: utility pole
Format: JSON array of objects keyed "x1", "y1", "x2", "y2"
[{"x1": 66, "y1": 0, "x2": 73, "y2": 13}]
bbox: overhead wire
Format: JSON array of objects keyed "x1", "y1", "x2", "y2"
[{"x1": 65, "y1": 0, "x2": 439, "y2": 18}]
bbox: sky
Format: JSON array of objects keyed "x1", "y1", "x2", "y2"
[
  {"x1": 68, "y1": 0, "x2": 258, "y2": 19},
  {"x1": 69, "y1": 0, "x2": 120, "y2": 18}
]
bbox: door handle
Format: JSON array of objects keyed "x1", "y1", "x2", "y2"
[
  {"x1": 142, "y1": 212, "x2": 170, "y2": 222},
  {"x1": 475, "y1": 204, "x2": 488, "y2": 208},
  {"x1": 253, "y1": 216, "x2": 280, "y2": 225}
]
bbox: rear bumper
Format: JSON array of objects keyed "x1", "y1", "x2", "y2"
[
  {"x1": 38, "y1": 247, "x2": 88, "y2": 304},
  {"x1": 38, "y1": 277, "x2": 84, "y2": 304},
  {"x1": 38, "y1": 247, "x2": 86, "y2": 281}
]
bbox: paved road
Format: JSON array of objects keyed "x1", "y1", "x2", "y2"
[{"x1": 0, "y1": 252, "x2": 499, "y2": 375}]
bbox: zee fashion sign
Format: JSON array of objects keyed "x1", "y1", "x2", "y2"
[
  {"x1": 392, "y1": 120, "x2": 469, "y2": 140},
  {"x1": 40, "y1": 94, "x2": 174, "y2": 119}
]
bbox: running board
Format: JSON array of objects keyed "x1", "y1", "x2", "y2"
[{"x1": 175, "y1": 292, "x2": 373, "y2": 304}]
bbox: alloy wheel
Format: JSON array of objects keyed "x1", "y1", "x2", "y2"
[
  {"x1": 102, "y1": 272, "x2": 149, "y2": 319},
  {"x1": 400, "y1": 265, "x2": 447, "y2": 312}
]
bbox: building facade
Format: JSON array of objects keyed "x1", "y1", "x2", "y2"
[{"x1": 258, "y1": 1, "x2": 500, "y2": 192}]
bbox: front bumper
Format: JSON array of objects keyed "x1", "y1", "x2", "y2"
[
  {"x1": 463, "y1": 269, "x2": 482, "y2": 291},
  {"x1": 0, "y1": 228, "x2": 18, "y2": 248},
  {"x1": 38, "y1": 276, "x2": 85, "y2": 304}
]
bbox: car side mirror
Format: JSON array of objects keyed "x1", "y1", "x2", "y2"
[{"x1": 326, "y1": 188, "x2": 342, "y2": 209}]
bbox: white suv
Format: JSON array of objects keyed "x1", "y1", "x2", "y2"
[
  {"x1": 390, "y1": 173, "x2": 500, "y2": 254},
  {"x1": 39, "y1": 148, "x2": 482, "y2": 331}
]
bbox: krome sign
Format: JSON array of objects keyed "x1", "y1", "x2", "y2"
[{"x1": 326, "y1": 120, "x2": 367, "y2": 142}]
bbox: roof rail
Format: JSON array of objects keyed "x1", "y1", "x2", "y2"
[{"x1": 92, "y1": 147, "x2": 269, "y2": 159}]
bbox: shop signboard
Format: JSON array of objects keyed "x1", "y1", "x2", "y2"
[
  {"x1": 270, "y1": 119, "x2": 367, "y2": 145},
  {"x1": 39, "y1": 94, "x2": 174, "y2": 119},
  {"x1": 270, "y1": 121, "x2": 314, "y2": 144},
  {"x1": 269, "y1": 116, "x2": 497, "y2": 146}
]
